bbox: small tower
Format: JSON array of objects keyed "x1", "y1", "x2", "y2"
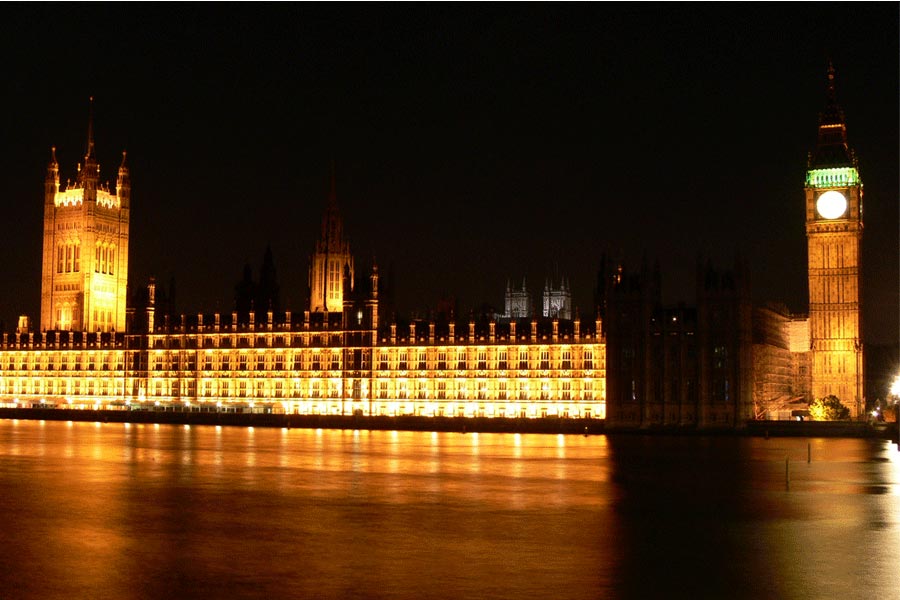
[
  {"x1": 309, "y1": 167, "x2": 354, "y2": 313},
  {"x1": 503, "y1": 277, "x2": 533, "y2": 319},
  {"x1": 542, "y1": 276, "x2": 572, "y2": 320},
  {"x1": 40, "y1": 99, "x2": 130, "y2": 332}
]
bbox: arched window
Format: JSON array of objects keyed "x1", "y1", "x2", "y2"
[
  {"x1": 57, "y1": 245, "x2": 64, "y2": 273},
  {"x1": 73, "y1": 244, "x2": 80, "y2": 272},
  {"x1": 65, "y1": 245, "x2": 72, "y2": 272},
  {"x1": 95, "y1": 246, "x2": 100, "y2": 272},
  {"x1": 109, "y1": 246, "x2": 115, "y2": 275}
]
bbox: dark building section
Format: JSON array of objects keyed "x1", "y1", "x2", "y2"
[{"x1": 603, "y1": 257, "x2": 753, "y2": 429}]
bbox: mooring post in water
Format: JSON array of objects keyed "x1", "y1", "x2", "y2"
[{"x1": 785, "y1": 457, "x2": 790, "y2": 490}]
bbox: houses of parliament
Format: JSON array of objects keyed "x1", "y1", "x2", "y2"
[{"x1": 0, "y1": 68, "x2": 867, "y2": 426}]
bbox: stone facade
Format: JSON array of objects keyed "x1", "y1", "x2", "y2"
[
  {"x1": 804, "y1": 64, "x2": 864, "y2": 416},
  {"x1": 40, "y1": 102, "x2": 130, "y2": 333}
]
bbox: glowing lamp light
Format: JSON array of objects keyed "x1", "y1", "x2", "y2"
[
  {"x1": 890, "y1": 375, "x2": 900, "y2": 399},
  {"x1": 816, "y1": 190, "x2": 848, "y2": 219}
]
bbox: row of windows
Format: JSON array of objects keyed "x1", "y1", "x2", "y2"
[
  {"x1": 95, "y1": 244, "x2": 116, "y2": 275},
  {"x1": 56, "y1": 243, "x2": 80, "y2": 273},
  {"x1": 0, "y1": 377, "x2": 604, "y2": 405},
  {"x1": 2, "y1": 353, "x2": 123, "y2": 371},
  {"x1": 376, "y1": 347, "x2": 596, "y2": 371},
  {"x1": 55, "y1": 242, "x2": 118, "y2": 275},
  {"x1": 0, "y1": 346, "x2": 605, "y2": 374}
]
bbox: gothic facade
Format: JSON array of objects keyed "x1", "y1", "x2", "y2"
[
  {"x1": 503, "y1": 278, "x2": 533, "y2": 319},
  {"x1": 804, "y1": 64, "x2": 865, "y2": 416},
  {"x1": 40, "y1": 100, "x2": 130, "y2": 333},
  {"x1": 1, "y1": 142, "x2": 607, "y2": 420},
  {"x1": 0, "y1": 66, "x2": 871, "y2": 425}
]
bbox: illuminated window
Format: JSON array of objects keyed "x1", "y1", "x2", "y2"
[
  {"x1": 65, "y1": 245, "x2": 72, "y2": 272},
  {"x1": 477, "y1": 350, "x2": 487, "y2": 370},
  {"x1": 330, "y1": 352, "x2": 340, "y2": 370},
  {"x1": 562, "y1": 381, "x2": 571, "y2": 400},
  {"x1": 540, "y1": 350, "x2": 550, "y2": 370},
  {"x1": 417, "y1": 350, "x2": 426, "y2": 370},
  {"x1": 73, "y1": 244, "x2": 80, "y2": 272},
  {"x1": 456, "y1": 350, "x2": 466, "y2": 370},
  {"x1": 498, "y1": 349, "x2": 508, "y2": 370},
  {"x1": 437, "y1": 350, "x2": 447, "y2": 370},
  {"x1": 498, "y1": 381, "x2": 507, "y2": 400},
  {"x1": 519, "y1": 349, "x2": 528, "y2": 370},
  {"x1": 239, "y1": 354, "x2": 248, "y2": 371},
  {"x1": 327, "y1": 260, "x2": 341, "y2": 301},
  {"x1": 437, "y1": 381, "x2": 446, "y2": 399},
  {"x1": 583, "y1": 350, "x2": 593, "y2": 370},
  {"x1": 561, "y1": 349, "x2": 571, "y2": 370},
  {"x1": 57, "y1": 245, "x2": 64, "y2": 273}
]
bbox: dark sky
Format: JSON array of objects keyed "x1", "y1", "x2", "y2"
[{"x1": 2, "y1": 4, "x2": 897, "y2": 344}]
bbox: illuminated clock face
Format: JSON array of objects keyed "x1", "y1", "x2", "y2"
[{"x1": 816, "y1": 190, "x2": 848, "y2": 219}]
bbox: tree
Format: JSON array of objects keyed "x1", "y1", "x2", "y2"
[{"x1": 808, "y1": 395, "x2": 850, "y2": 421}]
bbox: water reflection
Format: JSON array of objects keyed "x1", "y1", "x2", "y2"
[{"x1": 0, "y1": 420, "x2": 894, "y2": 599}]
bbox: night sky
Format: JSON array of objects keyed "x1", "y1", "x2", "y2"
[{"x1": 2, "y1": 4, "x2": 897, "y2": 344}]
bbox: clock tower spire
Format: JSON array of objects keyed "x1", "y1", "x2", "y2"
[{"x1": 804, "y1": 63, "x2": 864, "y2": 416}]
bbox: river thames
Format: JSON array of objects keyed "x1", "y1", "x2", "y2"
[{"x1": 0, "y1": 420, "x2": 896, "y2": 599}]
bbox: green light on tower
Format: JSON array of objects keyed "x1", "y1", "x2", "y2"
[{"x1": 806, "y1": 167, "x2": 860, "y2": 188}]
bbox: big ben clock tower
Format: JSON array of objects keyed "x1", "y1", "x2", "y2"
[{"x1": 805, "y1": 63, "x2": 864, "y2": 416}]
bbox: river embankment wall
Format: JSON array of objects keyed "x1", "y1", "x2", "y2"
[{"x1": 0, "y1": 408, "x2": 891, "y2": 438}]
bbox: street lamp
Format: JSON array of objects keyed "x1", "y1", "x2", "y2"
[{"x1": 890, "y1": 374, "x2": 900, "y2": 399}]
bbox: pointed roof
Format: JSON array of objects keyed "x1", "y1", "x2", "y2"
[
  {"x1": 810, "y1": 62, "x2": 854, "y2": 169},
  {"x1": 327, "y1": 159, "x2": 338, "y2": 209},
  {"x1": 85, "y1": 96, "x2": 96, "y2": 161}
]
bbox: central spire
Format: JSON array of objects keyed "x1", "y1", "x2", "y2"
[
  {"x1": 328, "y1": 159, "x2": 337, "y2": 208},
  {"x1": 85, "y1": 96, "x2": 96, "y2": 161},
  {"x1": 810, "y1": 62, "x2": 853, "y2": 169}
]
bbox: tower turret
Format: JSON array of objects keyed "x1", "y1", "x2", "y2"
[
  {"x1": 116, "y1": 151, "x2": 130, "y2": 208},
  {"x1": 45, "y1": 147, "x2": 59, "y2": 202}
]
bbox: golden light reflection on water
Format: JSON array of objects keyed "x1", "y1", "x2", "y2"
[{"x1": 0, "y1": 420, "x2": 897, "y2": 600}]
